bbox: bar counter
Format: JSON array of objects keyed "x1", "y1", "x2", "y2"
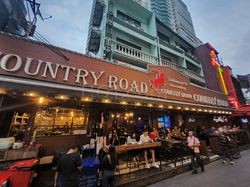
[
  {"x1": 115, "y1": 142, "x2": 161, "y2": 153},
  {"x1": 35, "y1": 134, "x2": 90, "y2": 156}
]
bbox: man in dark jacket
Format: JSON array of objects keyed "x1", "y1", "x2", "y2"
[{"x1": 54, "y1": 144, "x2": 82, "y2": 187}]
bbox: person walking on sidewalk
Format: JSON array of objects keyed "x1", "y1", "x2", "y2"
[{"x1": 187, "y1": 131, "x2": 205, "y2": 174}]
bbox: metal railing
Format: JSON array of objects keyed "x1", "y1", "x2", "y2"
[
  {"x1": 161, "y1": 59, "x2": 205, "y2": 83},
  {"x1": 159, "y1": 39, "x2": 200, "y2": 64},
  {"x1": 106, "y1": 39, "x2": 205, "y2": 83},
  {"x1": 107, "y1": 39, "x2": 159, "y2": 65}
]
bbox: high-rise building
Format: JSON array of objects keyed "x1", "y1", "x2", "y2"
[
  {"x1": 86, "y1": 0, "x2": 205, "y2": 86},
  {"x1": 133, "y1": 0, "x2": 150, "y2": 10},
  {"x1": 0, "y1": 0, "x2": 28, "y2": 36},
  {"x1": 170, "y1": 0, "x2": 195, "y2": 36},
  {"x1": 148, "y1": 0, "x2": 202, "y2": 47},
  {"x1": 149, "y1": 0, "x2": 172, "y2": 28}
]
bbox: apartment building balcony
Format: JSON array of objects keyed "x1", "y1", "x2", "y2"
[
  {"x1": 106, "y1": 39, "x2": 159, "y2": 68},
  {"x1": 184, "y1": 52, "x2": 199, "y2": 64},
  {"x1": 159, "y1": 39, "x2": 183, "y2": 54},
  {"x1": 159, "y1": 39, "x2": 201, "y2": 65},
  {"x1": 104, "y1": 39, "x2": 205, "y2": 84},
  {"x1": 161, "y1": 59, "x2": 206, "y2": 84}
]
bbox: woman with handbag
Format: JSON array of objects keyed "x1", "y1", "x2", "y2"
[{"x1": 187, "y1": 131, "x2": 205, "y2": 174}]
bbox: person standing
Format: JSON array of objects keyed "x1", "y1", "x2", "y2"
[
  {"x1": 187, "y1": 131, "x2": 204, "y2": 174},
  {"x1": 54, "y1": 144, "x2": 82, "y2": 187},
  {"x1": 101, "y1": 146, "x2": 118, "y2": 187}
]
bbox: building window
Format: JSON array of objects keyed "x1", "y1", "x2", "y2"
[
  {"x1": 117, "y1": 10, "x2": 141, "y2": 28},
  {"x1": 157, "y1": 32, "x2": 170, "y2": 43},
  {"x1": 180, "y1": 45, "x2": 187, "y2": 53},
  {"x1": 34, "y1": 107, "x2": 89, "y2": 136},
  {"x1": 161, "y1": 56, "x2": 172, "y2": 65},
  {"x1": 186, "y1": 61, "x2": 201, "y2": 74},
  {"x1": 117, "y1": 38, "x2": 141, "y2": 50}
]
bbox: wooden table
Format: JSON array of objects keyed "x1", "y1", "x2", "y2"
[
  {"x1": 115, "y1": 142, "x2": 161, "y2": 153},
  {"x1": 158, "y1": 139, "x2": 182, "y2": 144}
]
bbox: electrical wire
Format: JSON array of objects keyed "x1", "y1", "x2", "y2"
[
  {"x1": 4, "y1": 0, "x2": 69, "y2": 61},
  {"x1": 32, "y1": 31, "x2": 69, "y2": 61}
]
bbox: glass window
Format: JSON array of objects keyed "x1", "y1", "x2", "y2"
[
  {"x1": 117, "y1": 10, "x2": 141, "y2": 28},
  {"x1": 34, "y1": 107, "x2": 89, "y2": 136}
]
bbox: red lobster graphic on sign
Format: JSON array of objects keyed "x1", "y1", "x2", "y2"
[{"x1": 149, "y1": 72, "x2": 166, "y2": 90}]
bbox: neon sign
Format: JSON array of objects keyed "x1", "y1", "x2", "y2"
[
  {"x1": 210, "y1": 50, "x2": 221, "y2": 67},
  {"x1": 209, "y1": 49, "x2": 228, "y2": 95},
  {"x1": 228, "y1": 96, "x2": 239, "y2": 109}
]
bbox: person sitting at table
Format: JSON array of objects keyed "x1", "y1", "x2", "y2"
[
  {"x1": 139, "y1": 131, "x2": 159, "y2": 169},
  {"x1": 127, "y1": 133, "x2": 137, "y2": 144},
  {"x1": 217, "y1": 126, "x2": 224, "y2": 134},
  {"x1": 171, "y1": 126, "x2": 181, "y2": 139},
  {"x1": 112, "y1": 129, "x2": 119, "y2": 145},
  {"x1": 232, "y1": 125, "x2": 240, "y2": 131},
  {"x1": 126, "y1": 133, "x2": 141, "y2": 165},
  {"x1": 158, "y1": 128, "x2": 165, "y2": 138},
  {"x1": 149, "y1": 127, "x2": 159, "y2": 141},
  {"x1": 104, "y1": 131, "x2": 119, "y2": 147},
  {"x1": 180, "y1": 128, "x2": 188, "y2": 137},
  {"x1": 178, "y1": 123, "x2": 187, "y2": 137},
  {"x1": 222, "y1": 125, "x2": 228, "y2": 132},
  {"x1": 208, "y1": 126, "x2": 214, "y2": 136},
  {"x1": 166, "y1": 128, "x2": 173, "y2": 140}
]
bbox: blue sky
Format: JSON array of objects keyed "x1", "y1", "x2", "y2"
[{"x1": 36, "y1": 0, "x2": 250, "y2": 75}]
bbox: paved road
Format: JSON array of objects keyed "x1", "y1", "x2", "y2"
[{"x1": 149, "y1": 149, "x2": 250, "y2": 187}]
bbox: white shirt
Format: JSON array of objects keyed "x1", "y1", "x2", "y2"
[
  {"x1": 187, "y1": 136, "x2": 200, "y2": 153},
  {"x1": 127, "y1": 136, "x2": 137, "y2": 144},
  {"x1": 140, "y1": 134, "x2": 151, "y2": 144}
]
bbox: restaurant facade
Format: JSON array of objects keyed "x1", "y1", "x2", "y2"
[{"x1": 0, "y1": 33, "x2": 233, "y2": 155}]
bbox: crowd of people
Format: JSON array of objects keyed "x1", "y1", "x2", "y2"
[{"x1": 53, "y1": 123, "x2": 243, "y2": 187}]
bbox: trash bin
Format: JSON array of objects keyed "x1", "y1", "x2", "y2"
[
  {"x1": 0, "y1": 172, "x2": 11, "y2": 187},
  {"x1": 79, "y1": 157, "x2": 100, "y2": 187},
  {"x1": 8, "y1": 159, "x2": 39, "y2": 187}
]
